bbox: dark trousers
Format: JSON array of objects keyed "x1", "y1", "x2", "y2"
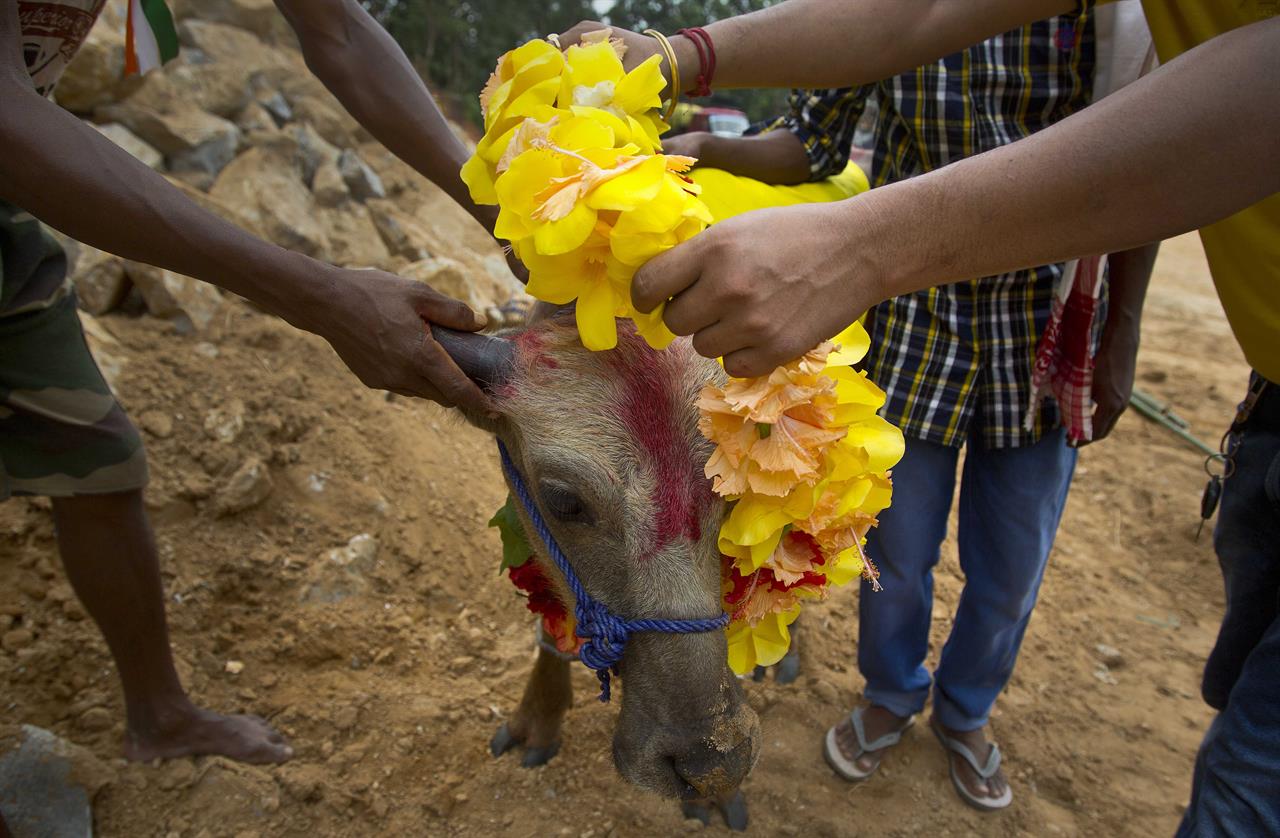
[{"x1": 1176, "y1": 373, "x2": 1280, "y2": 837}]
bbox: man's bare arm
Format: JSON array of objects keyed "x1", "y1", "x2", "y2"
[
  {"x1": 563, "y1": 0, "x2": 1071, "y2": 93},
  {"x1": 662, "y1": 130, "x2": 812, "y2": 184},
  {"x1": 274, "y1": 0, "x2": 497, "y2": 233},
  {"x1": 631, "y1": 18, "x2": 1280, "y2": 377},
  {"x1": 865, "y1": 16, "x2": 1279, "y2": 299},
  {"x1": 0, "y1": 0, "x2": 488, "y2": 409}
]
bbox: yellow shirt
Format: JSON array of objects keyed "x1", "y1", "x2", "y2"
[{"x1": 1139, "y1": 0, "x2": 1280, "y2": 381}]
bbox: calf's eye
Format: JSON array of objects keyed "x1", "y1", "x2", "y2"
[{"x1": 540, "y1": 484, "x2": 591, "y2": 523}]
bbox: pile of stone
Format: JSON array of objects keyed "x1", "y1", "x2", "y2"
[{"x1": 54, "y1": 0, "x2": 526, "y2": 335}]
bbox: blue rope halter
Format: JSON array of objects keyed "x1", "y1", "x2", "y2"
[{"x1": 498, "y1": 441, "x2": 731, "y2": 702}]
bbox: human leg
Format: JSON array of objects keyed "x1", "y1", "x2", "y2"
[
  {"x1": 826, "y1": 437, "x2": 960, "y2": 776},
  {"x1": 932, "y1": 426, "x2": 1077, "y2": 807},
  {"x1": 1, "y1": 286, "x2": 288, "y2": 764},
  {"x1": 1176, "y1": 374, "x2": 1280, "y2": 837},
  {"x1": 1175, "y1": 616, "x2": 1280, "y2": 838},
  {"x1": 51, "y1": 490, "x2": 291, "y2": 763}
]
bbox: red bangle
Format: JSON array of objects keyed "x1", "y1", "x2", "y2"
[{"x1": 676, "y1": 27, "x2": 716, "y2": 97}]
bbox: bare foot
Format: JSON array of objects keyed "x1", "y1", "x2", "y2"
[
  {"x1": 931, "y1": 715, "x2": 1010, "y2": 808},
  {"x1": 124, "y1": 705, "x2": 292, "y2": 765},
  {"x1": 832, "y1": 705, "x2": 913, "y2": 774}
]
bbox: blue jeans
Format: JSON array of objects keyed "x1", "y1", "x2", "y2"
[
  {"x1": 1176, "y1": 374, "x2": 1280, "y2": 838},
  {"x1": 858, "y1": 427, "x2": 1077, "y2": 731}
]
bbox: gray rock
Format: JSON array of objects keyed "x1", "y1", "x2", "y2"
[
  {"x1": 401, "y1": 256, "x2": 491, "y2": 314},
  {"x1": 169, "y1": 0, "x2": 297, "y2": 44},
  {"x1": 90, "y1": 123, "x2": 163, "y2": 170},
  {"x1": 178, "y1": 19, "x2": 271, "y2": 65},
  {"x1": 301, "y1": 535, "x2": 380, "y2": 604},
  {"x1": 70, "y1": 245, "x2": 129, "y2": 316},
  {"x1": 291, "y1": 123, "x2": 340, "y2": 186},
  {"x1": 338, "y1": 149, "x2": 385, "y2": 202},
  {"x1": 0, "y1": 725, "x2": 111, "y2": 838},
  {"x1": 318, "y1": 205, "x2": 391, "y2": 267},
  {"x1": 235, "y1": 100, "x2": 279, "y2": 136},
  {"x1": 258, "y1": 91, "x2": 293, "y2": 126},
  {"x1": 203, "y1": 400, "x2": 245, "y2": 444},
  {"x1": 311, "y1": 159, "x2": 349, "y2": 207},
  {"x1": 1092, "y1": 664, "x2": 1119, "y2": 686},
  {"x1": 78, "y1": 314, "x2": 127, "y2": 395},
  {"x1": 99, "y1": 101, "x2": 241, "y2": 178},
  {"x1": 287, "y1": 94, "x2": 357, "y2": 148},
  {"x1": 102, "y1": 105, "x2": 240, "y2": 160},
  {"x1": 327, "y1": 534, "x2": 379, "y2": 571},
  {"x1": 168, "y1": 124, "x2": 241, "y2": 179},
  {"x1": 213, "y1": 457, "x2": 273, "y2": 516},
  {"x1": 123, "y1": 262, "x2": 224, "y2": 331},
  {"x1": 52, "y1": 21, "x2": 125, "y2": 113},
  {"x1": 366, "y1": 200, "x2": 431, "y2": 262},
  {"x1": 209, "y1": 145, "x2": 330, "y2": 259},
  {"x1": 1094, "y1": 643, "x2": 1125, "y2": 669}
]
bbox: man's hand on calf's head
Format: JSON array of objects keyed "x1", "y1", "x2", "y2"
[{"x1": 297, "y1": 266, "x2": 492, "y2": 412}]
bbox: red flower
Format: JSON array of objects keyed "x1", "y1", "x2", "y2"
[{"x1": 508, "y1": 560, "x2": 581, "y2": 655}]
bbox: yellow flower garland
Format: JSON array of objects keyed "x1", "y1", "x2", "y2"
[
  {"x1": 461, "y1": 32, "x2": 709, "y2": 351},
  {"x1": 704, "y1": 327, "x2": 903, "y2": 673},
  {"x1": 466, "y1": 33, "x2": 904, "y2": 675}
]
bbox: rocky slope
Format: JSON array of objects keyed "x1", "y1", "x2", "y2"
[{"x1": 52, "y1": 0, "x2": 526, "y2": 351}]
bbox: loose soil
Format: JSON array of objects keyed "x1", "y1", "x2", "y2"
[{"x1": 1, "y1": 233, "x2": 1245, "y2": 837}]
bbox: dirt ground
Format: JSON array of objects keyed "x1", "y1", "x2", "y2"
[{"x1": 0, "y1": 232, "x2": 1248, "y2": 837}]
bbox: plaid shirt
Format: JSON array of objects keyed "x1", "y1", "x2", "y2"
[{"x1": 780, "y1": 10, "x2": 1100, "y2": 448}]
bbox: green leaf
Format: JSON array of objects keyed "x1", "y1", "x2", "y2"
[{"x1": 490, "y1": 494, "x2": 535, "y2": 573}]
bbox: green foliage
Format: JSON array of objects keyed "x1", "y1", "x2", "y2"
[
  {"x1": 361, "y1": 0, "x2": 786, "y2": 128},
  {"x1": 488, "y1": 494, "x2": 534, "y2": 573}
]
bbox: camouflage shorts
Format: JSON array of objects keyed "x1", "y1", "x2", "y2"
[{"x1": 0, "y1": 200, "x2": 147, "y2": 500}]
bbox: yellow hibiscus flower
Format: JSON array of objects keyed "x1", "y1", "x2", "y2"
[
  {"x1": 726, "y1": 607, "x2": 800, "y2": 674},
  {"x1": 557, "y1": 31, "x2": 669, "y2": 153},
  {"x1": 493, "y1": 138, "x2": 708, "y2": 349}
]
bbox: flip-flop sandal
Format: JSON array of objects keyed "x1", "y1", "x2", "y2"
[
  {"x1": 823, "y1": 706, "x2": 915, "y2": 782},
  {"x1": 930, "y1": 719, "x2": 1014, "y2": 812}
]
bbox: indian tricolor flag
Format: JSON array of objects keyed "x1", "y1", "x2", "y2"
[{"x1": 124, "y1": 0, "x2": 180, "y2": 76}]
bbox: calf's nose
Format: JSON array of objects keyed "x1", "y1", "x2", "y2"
[{"x1": 670, "y1": 714, "x2": 760, "y2": 799}]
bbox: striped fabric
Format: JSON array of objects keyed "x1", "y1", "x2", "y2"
[{"x1": 778, "y1": 10, "x2": 1100, "y2": 448}]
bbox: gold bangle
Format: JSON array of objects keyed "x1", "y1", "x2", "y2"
[{"x1": 643, "y1": 29, "x2": 680, "y2": 122}]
